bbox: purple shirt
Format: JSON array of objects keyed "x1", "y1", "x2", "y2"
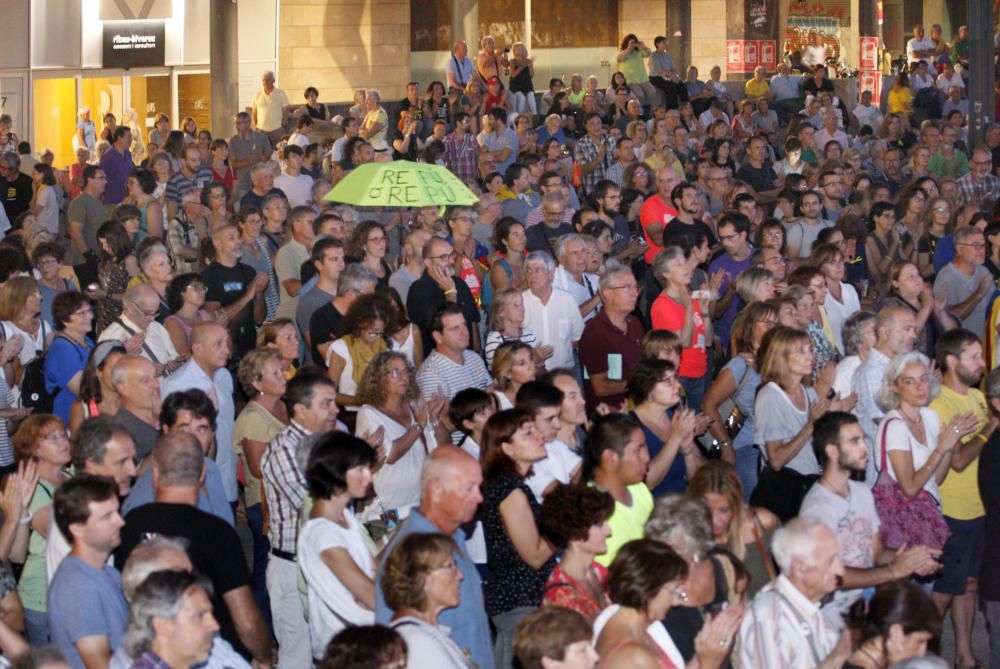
[
  {"x1": 708, "y1": 252, "x2": 752, "y2": 351},
  {"x1": 99, "y1": 145, "x2": 133, "y2": 205}
]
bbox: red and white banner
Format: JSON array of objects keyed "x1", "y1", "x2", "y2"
[{"x1": 726, "y1": 40, "x2": 777, "y2": 73}]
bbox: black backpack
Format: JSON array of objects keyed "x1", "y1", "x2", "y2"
[{"x1": 14, "y1": 321, "x2": 54, "y2": 413}]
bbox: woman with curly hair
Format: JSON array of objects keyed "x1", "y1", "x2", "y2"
[
  {"x1": 94, "y1": 221, "x2": 139, "y2": 333},
  {"x1": 163, "y1": 273, "x2": 218, "y2": 356},
  {"x1": 538, "y1": 483, "x2": 614, "y2": 621},
  {"x1": 355, "y1": 351, "x2": 449, "y2": 517},
  {"x1": 326, "y1": 294, "x2": 391, "y2": 412}
]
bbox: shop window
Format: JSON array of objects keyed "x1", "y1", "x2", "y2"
[
  {"x1": 130, "y1": 75, "x2": 172, "y2": 148},
  {"x1": 32, "y1": 78, "x2": 76, "y2": 169},
  {"x1": 178, "y1": 74, "x2": 211, "y2": 137}
]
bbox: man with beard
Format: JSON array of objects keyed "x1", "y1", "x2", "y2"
[
  {"x1": 662, "y1": 181, "x2": 717, "y2": 250},
  {"x1": 592, "y1": 180, "x2": 644, "y2": 261},
  {"x1": 930, "y1": 329, "x2": 998, "y2": 669},
  {"x1": 800, "y1": 412, "x2": 941, "y2": 631}
]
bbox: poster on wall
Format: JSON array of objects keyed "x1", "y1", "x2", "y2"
[
  {"x1": 859, "y1": 71, "x2": 882, "y2": 105},
  {"x1": 103, "y1": 21, "x2": 166, "y2": 69},
  {"x1": 860, "y1": 36, "x2": 879, "y2": 71},
  {"x1": 726, "y1": 0, "x2": 780, "y2": 73},
  {"x1": 727, "y1": 40, "x2": 777, "y2": 73}
]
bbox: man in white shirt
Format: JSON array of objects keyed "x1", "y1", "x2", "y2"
[
  {"x1": 736, "y1": 517, "x2": 847, "y2": 668},
  {"x1": 274, "y1": 145, "x2": 314, "y2": 208},
  {"x1": 517, "y1": 382, "x2": 581, "y2": 501},
  {"x1": 273, "y1": 206, "x2": 317, "y2": 320},
  {"x1": 522, "y1": 251, "x2": 584, "y2": 371},
  {"x1": 98, "y1": 285, "x2": 183, "y2": 375},
  {"x1": 800, "y1": 412, "x2": 941, "y2": 630},
  {"x1": 330, "y1": 116, "x2": 358, "y2": 163},
  {"x1": 252, "y1": 70, "x2": 290, "y2": 143},
  {"x1": 552, "y1": 234, "x2": 601, "y2": 322},
  {"x1": 851, "y1": 90, "x2": 884, "y2": 132},
  {"x1": 161, "y1": 322, "x2": 239, "y2": 505},
  {"x1": 906, "y1": 24, "x2": 936, "y2": 67}
]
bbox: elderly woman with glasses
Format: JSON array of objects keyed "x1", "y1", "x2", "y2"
[{"x1": 703, "y1": 302, "x2": 779, "y2": 496}]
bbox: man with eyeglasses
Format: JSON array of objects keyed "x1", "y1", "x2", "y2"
[
  {"x1": 817, "y1": 169, "x2": 846, "y2": 222},
  {"x1": 525, "y1": 172, "x2": 575, "y2": 228},
  {"x1": 98, "y1": 284, "x2": 183, "y2": 376},
  {"x1": 579, "y1": 265, "x2": 644, "y2": 411},
  {"x1": 166, "y1": 186, "x2": 205, "y2": 275},
  {"x1": 956, "y1": 147, "x2": 1000, "y2": 207},
  {"x1": 711, "y1": 212, "x2": 754, "y2": 352},
  {"x1": 934, "y1": 225, "x2": 994, "y2": 337},
  {"x1": 407, "y1": 237, "x2": 481, "y2": 354}
]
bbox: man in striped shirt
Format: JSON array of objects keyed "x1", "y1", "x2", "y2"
[
  {"x1": 261, "y1": 374, "x2": 341, "y2": 669},
  {"x1": 735, "y1": 517, "x2": 848, "y2": 668}
]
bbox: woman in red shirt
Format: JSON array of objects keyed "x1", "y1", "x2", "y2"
[{"x1": 650, "y1": 246, "x2": 713, "y2": 410}]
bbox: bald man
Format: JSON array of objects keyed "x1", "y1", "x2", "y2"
[
  {"x1": 375, "y1": 446, "x2": 493, "y2": 669},
  {"x1": 111, "y1": 355, "x2": 162, "y2": 463},
  {"x1": 161, "y1": 322, "x2": 238, "y2": 505}
]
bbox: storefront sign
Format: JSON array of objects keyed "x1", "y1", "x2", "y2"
[
  {"x1": 103, "y1": 21, "x2": 165, "y2": 69},
  {"x1": 726, "y1": 40, "x2": 777, "y2": 73},
  {"x1": 860, "y1": 36, "x2": 879, "y2": 70}
]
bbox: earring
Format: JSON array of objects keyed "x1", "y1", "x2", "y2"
[{"x1": 423, "y1": 586, "x2": 431, "y2": 594}]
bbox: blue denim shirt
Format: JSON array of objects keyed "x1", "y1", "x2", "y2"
[{"x1": 375, "y1": 509, "x2": 494, "y2": 669}]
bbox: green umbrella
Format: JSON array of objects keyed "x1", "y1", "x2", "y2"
[{"x1": 323, "y1": 160, "x2": 479, "y2": 207}]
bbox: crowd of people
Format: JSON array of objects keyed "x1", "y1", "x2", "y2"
[{"x1": 0, "y1": 19, "x2": 991, "y2": 669}]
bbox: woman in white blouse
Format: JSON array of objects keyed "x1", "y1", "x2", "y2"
[
  {"x1": 812, "y1": 242, "x2": 861, "y2": 355},
  {"x1": 874, "y1": 351, "x2": 978, "y2": 500},
  {"x1": 355, "y1": 351, "x2": 450, "y2": 519},
  {"x1": 298, "y1": 431, "x2": 379, "y2": 661}
]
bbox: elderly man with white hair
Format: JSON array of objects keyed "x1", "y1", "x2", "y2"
[
  {"x1": 734, "y1": 516, "x2": 849, "y2": 668},
  {"x1": 552, "y1": 233, "x2": 601, "y2": 322},
  {"x1": 98, "y1": 284, "x2": 183, "y2": 375},
  {"x1": 521, "y1": 251, "x2": 584, "y2": 372},
  {"x1": 251, "y1": 70, "x2": 290, "y2": 143}
]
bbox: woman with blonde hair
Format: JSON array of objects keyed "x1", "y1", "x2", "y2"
[
  {"x1": 751, "y1": 326, "x2": 854, "y2": 520},
  {"x1": 811, "y1": 242, "x2": 861, "y2": 354},
  {"x1": 0, "y1": 277, "x2": 51, "y2": 373},
  {"x1": 257, "y1": 318, "x2": 300, "y2": 378},
  {"x1": 491, "y1": 340, "x2": 536, "y2": 410},
  {"x1": 484, "y1": 287, "x2": 542, "y2": 368},
  {"x1": 733, "y1": 268, "x2": 775, "y2": 305},
  {"x1": 687, "y1": 461, "x2": 779, "y2": 597}
]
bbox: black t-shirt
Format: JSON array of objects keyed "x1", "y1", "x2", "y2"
[
  {"x1": 525, "y1": 222, "x2": 575, "y2": 255},
  {"x1": 0, "y1": 172, "x2": 32, "y2": 224},
  {"x1": 406, "y1": 272, "x2": 479, "y2": 354},
  {"x1": 201, "y1": 260, "x2": 258, "y2": 355},
  {"x1": 392, "y1": 130, "x2": 420, "y2": 161},
  {"x1": 735, "y1": 162, "x2": 778, "y2": 193},
  {"x1": 309, "y1": 301, "x2": 345, "y2": 366},
  {"x1": 115, "y1": 502, "x2": 253, "y2": 658},
  {"x1": 979, "y1": 430, "x2": 1000, "y2": 600},
  {"x1": 663, "y1": 218, "x2": 719, "y2": 248}
]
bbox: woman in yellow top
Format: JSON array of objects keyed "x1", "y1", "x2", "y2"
[
  {"x1": 743, "y1": 66, "x2": 770, "y2": 100},
  {"x1": 887, "y1": 72, "x2": 913, "y2": 115},
  {"x1": 617, "y1": 34, "x2": 657, "y2": 106}
]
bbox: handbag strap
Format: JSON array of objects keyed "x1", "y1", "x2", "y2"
[
  {"x1": 731, "y1": 355, "x2": 753, "y2": 411},
  {"x1": 750, "y1": 509, "x2": 777, "y2": 582}
]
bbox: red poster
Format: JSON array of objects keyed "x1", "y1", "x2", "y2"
[
  {"x1": 860, "y1": 36, "x2": 879, "y2": 71},
  {"x1": 859, "y1": 72, "x2": 882, "y2": 105},
  {"x1": 727, "y1": 40, "x2": 745, "y2": 73},
  {"x1": 744, "y1": 41, "x2": 759, "y2": 67},
  {"x1": 760, "y1": 41, "x2": 776, "y2": 69}
]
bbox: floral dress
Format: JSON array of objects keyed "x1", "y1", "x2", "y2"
[{"x1": 96, "y1": 258, "x2": 130, "y2": 335}]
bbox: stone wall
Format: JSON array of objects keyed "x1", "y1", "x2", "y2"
[
  {"x1": 277, "y1": 0, "x2": 411, "y2": 104},
  {"x1": 690, "y1": 0, "x2": 728, "y2": 76}
]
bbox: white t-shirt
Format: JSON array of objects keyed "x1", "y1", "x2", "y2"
[
  {"x1": 936, "y1": 71, "x2": 965, "y2": 93},
  {"x1": 355, "y1": 404, "x2": 436, "y2": 513},
  {"x1": 906, "y1": 37, "x2": 936, "y2": 66},
  {"x1": 877, "y1": 409, "x2": 942, "y2": 502},
  {"x1": 754, "y1": 382, "x2": 820, "y2": 475},
  {"x1": 326, "y1": 338, "x2": 360, "y2": 402},
  {"x1": 524, "y1": 439, "x2": 582, "y2": 502},
  {"x1": 1, "y1": 320, "x2": 51, "y2": 366},
  {"x1": 274, "y1": 172, "x2": 314, "y2": 209},
  {"x1": 298, "y1": 514, "x2": 376, "y2": 660},
  {"x1": 823, "y1": 282, "x2": 861, "y2": 355}
]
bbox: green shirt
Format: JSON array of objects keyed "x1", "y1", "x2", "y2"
[
  {"x1": 593, "y1": 481, "x2": 654, "y2": 567},
  {"x1": 17, "y1": 479, "x2": 57, "y2": 612},
  {"x1": 619, "y1": 51, "x2": 650, "y2": 86}
]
